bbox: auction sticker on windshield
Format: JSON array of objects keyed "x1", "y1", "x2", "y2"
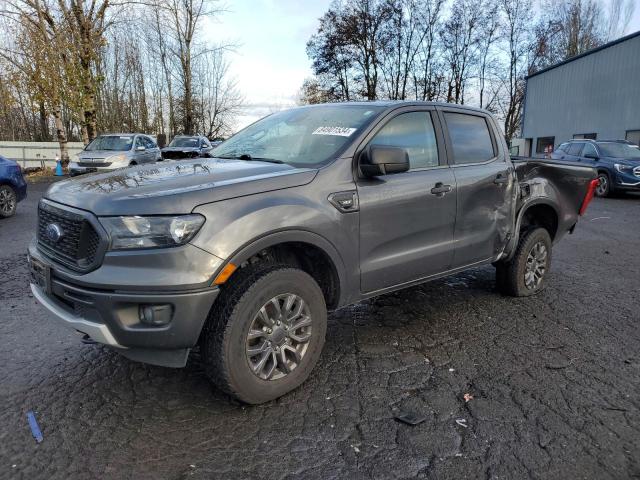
[{"x1": 312, "y1": 126, "x2": 357, "y2": 137}]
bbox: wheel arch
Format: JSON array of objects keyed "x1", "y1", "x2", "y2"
[
  {"x1": 502, "y1": 199, "x2": 560, "y2": 261},
  {"x1": 216, "y1": 230, "x2": 347, "y2": 310}
]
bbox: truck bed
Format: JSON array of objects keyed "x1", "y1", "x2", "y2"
[{"x1": 511, "y1": 156, "x2": 597, "y2": 241}]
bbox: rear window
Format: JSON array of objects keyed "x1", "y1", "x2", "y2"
[
  {"x1": 567, "y1": 143, "x2": 584, "y2": 156},
  {"x1": 444, "y1": 113, "x2": 495, "y2": 164}
]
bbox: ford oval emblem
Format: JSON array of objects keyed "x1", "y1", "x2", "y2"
[{"x1": 45, "y1": 223, "x2": 63, "y2": 243}]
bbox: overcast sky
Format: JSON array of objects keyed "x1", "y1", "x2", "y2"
[{"x1": 204, "y1": 0, "x2": 640, "y2": 130}]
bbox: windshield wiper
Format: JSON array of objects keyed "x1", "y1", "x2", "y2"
[{"x1": 218, "y1": 153, "x2": 284, "y2": 164}]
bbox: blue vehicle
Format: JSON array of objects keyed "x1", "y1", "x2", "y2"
[
  {"x1": 0, "y1": 155, "x2": 27, "y2": 218},
  {"x1": 552, "y1": 139, "x2": 640, "y2": 197}
]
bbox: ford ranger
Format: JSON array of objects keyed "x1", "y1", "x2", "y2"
[{"x1": 28, "y1": 102, "x2": 599, "y2": 404}]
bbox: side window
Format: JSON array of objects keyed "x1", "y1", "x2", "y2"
[
  {"x1": 444, "y1": 112, "x2": 495, "y2": 164},
  {"x1": 134, "y1": 136, "x2": 144, "y2": 149},
  {"x1": 567, "y1": 142, "x2": 584, "y2": 156},
  {"x1": 143, "y1": 136, "x2": 156, "y2": 149},
  {"x1": 582, "y1": 143, "x2": 598, "y2": 157},
  {"x1": 557, "y1": 143, "x2": 569, "y2": 153},
  {"x1": 369, "y1": 111, "x2": 439, "y2": 170}
]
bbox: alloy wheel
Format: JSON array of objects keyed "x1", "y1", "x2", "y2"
[
  {"x1": 524, "y1": 241, "x2": 548, "y2": 290},
  {"x1": 596, "y1": 174, "x2": 608, "y2": 196},
  {"x1": 245, "y1": 293, "x2": 312, "y2": 380},
  {"x1": 0, "y1": 188, "x2": 16, "y2": 216}
]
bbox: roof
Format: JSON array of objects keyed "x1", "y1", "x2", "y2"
[
  {"x1": 301, "y1": 100, "x2": 490, "y2": 114},
  {"x1": 526, "y1": 29, "x2": 640, "y2": 80}
]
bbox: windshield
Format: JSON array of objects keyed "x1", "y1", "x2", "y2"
[
  {"x1": 169, "y1": 137, "x2": 200, "y2": 148},
  {"x1": 85, "y1": 135, "x2": 134, "y2": 152},
  {"x1": 211, "y1": 105, "x2": 385, "y2": 167},
  {"x1": 598, "y1": 142, "x2": 640, "y2": 159}
]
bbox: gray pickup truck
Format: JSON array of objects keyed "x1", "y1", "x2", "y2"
[{"x1": 29, "y1": 102, "x2": 598, "y2": 403}]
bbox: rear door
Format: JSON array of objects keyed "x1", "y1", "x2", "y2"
[
  {"x1": 579, "y1": 142, "x2": 599, "y2": 166},
  {"x1": 439, "y1": 108, "x2": 515, "y2": 268},
  {"x1": 566, "y1": 142, "x2": 585, "y2": 161},
  {"x1": 132, "y1": 136, "x2": 147, "y2": 163},
  {"x1": 357, "y1": 107, "x2": 457, "y2": 293},
  {"x1": 143, "y1": 136, "x2": 160, "y2": 161}
]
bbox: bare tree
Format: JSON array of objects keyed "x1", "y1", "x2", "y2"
[
  {"x1": 306, "y1": 8, "x2": 354, "y2": 101},
  {"x1": 477, "y1": 0, "x2": 500, "y2": 109},
  {"x1": 413, "y1": 0, "x2": 445, "y2": 101},
  {"x1": 195, "y1": 48, "x2": 242, "y2": 138},
  {"x1": 159, "y1": 0, "x2": 224, "y2": 134},
  {"x1": 440, "y1": 0, "x2": 484, "y2": 104},
  {"x1": 494, "y1": 0, "x2": 532, "y2": 142}
]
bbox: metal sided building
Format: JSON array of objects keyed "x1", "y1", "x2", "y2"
[{"x1": 519, "y1": 30, "x2": 640, "y2": 157}]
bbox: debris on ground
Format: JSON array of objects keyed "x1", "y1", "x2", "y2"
[
  {"x1": 463, "y1": 393, "x2": 474, "y2": 402},
  {"x1": 26, "y1": 411, "x2": 43, "y2": 443},
  {"x1": 394, "y1": 411, "x2": 427, "y2": 426},
  {"x1": 455, "y1": 419, "x2": 468, "y2": 428}
]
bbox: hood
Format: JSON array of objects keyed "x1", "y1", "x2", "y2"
[
  {"x1": 45, "y1": 158, "x2": 317, "y2": 216},
  {"x1": 0, "y1": 155, "x2": 19, "y2": 168}
]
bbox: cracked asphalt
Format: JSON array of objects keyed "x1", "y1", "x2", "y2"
[{"x1": 1, "y1": 181, "x2": 639, "y2": 480}]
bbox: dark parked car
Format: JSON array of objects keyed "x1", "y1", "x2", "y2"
[
  {"x1": 0, "y1": 155, "x2": 27, "y2": 218},
  {"x1": 29, "y1": 102, "x2": 598, "y2": 403},
  {"x1": 161, "y1": 135, "x2": 214, "y2": 160},
  {"x1": 552, "y1": 139, "x2": 640, "y2": 197}
]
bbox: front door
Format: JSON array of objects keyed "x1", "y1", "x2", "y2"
[
  {"x1": 357, "y1": 109, "x2": 457, "y2": 293},
  {"x1": 439, "y1": 109, "x2": 515, "y2": 267}
]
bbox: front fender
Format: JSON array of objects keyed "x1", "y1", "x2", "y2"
[{"x1": 190, "y1": 187, "x2": 359, "y2": 306}]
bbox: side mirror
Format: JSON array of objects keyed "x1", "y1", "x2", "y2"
[
  {"x1": 135, "y1": 146, "x2": 146, "y2": 152},
  {"x1": 584, "y1": 152, "x2": 598, "y2": 160},
  {"x1": 360, "y1": 146, "x2": 410, "y2": 177}
]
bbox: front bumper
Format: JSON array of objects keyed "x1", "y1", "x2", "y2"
[
  {"x1": 615, "y1": 169, "x2": 640, "y2": 190},
  {"x1": 68, "y1": 161, "x2": 124, "y2": 176},
  {"x1": 28, "y1": 241, "x2": 222, "y2": 367}
]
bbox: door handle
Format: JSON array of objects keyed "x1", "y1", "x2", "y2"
[
  {"x1": 430, "y1": 183, "x2": 452, "y2": 195},
  {"x1": 493, "y1": 173, "x2": 509, "y2": 185}
]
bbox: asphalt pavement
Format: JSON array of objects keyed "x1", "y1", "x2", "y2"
[{"x1": 1, "y1": 181, "x2": 639, "y2": 479}]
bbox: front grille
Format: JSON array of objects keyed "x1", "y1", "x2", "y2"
[
  {"x1": 162, "y1": 151, "x2": 198, "y2": 160},
  {"x1": 37, "y1": 201, "x2": 103, "y2": 272},
  {"x1": 78, "y1": 161, "x2": 111, "y2": 168}
]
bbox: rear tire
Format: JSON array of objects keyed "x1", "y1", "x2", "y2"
[
  {"x1": 496, "y1": 227, "x2": 552, "y2": 297},
  {"x1": 0, "y1": 185, "x2": 17, "y2": 218},
  {"x1": 201, "y1": 264, "x2": 327, "y2": 404}
]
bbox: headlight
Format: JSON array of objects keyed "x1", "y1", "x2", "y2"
[
  {"x1": 100, "y1": 214, "x2": 205, "y2": 250},
  {"x1": 108, "y1": 153, "x2": 128, "y2": 164},
  {"x1": 614, "y1": 163, "x2": 634, "y2": 173}
]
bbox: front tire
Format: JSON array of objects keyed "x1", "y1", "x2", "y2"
[
  {"x1": 0, "y1": 185, "x2": 17, "y2": 218},
  {"x1": 496, "y1": 227, "x2": 552, "y2": 297},
  {"x1": 595, "y1": 172, "x2": 612, "y2": 197},
  {"x1": 201, "y1": 265, "x2": 327, "y2": 404}
]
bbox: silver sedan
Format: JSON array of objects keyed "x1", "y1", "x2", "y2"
[{"x1": 69, "y1": 134, "x2": 162, "y2": 176}]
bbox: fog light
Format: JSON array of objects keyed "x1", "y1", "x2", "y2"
[{"x1": 140, "y1": 304, "x2": 173, "y2": 326}]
